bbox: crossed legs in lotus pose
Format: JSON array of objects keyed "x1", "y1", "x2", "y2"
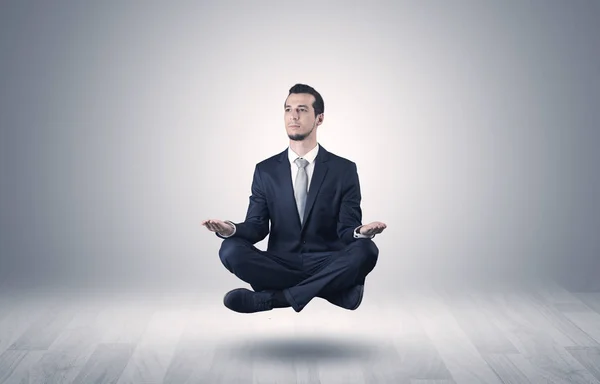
[{"x1": 218, "y1": 237, "x2": 379, "y2": 313}]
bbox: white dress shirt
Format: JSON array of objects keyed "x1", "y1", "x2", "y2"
[{"x1": 220, "y1": 144, "x2": 373, "y2": 239}]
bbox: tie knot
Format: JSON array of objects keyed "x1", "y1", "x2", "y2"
[{"x1": 294, "y1": 158, "x2": 309, "y2": 169}]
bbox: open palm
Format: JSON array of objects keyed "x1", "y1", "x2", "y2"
[
  {"x1": 359, "y1": 221, "x2": 387, "y2": 236},
  {"x1": 202, "y1": 219, "x2": 234, "y2": 236}
]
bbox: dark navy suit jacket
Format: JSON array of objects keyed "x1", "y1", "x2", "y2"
[{"x1": 218, "y1": 145, "x2": 364, "y2": 254}]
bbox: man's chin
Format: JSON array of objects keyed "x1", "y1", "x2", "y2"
[{"x1": 288, "y1": 134, "x2": 306, "y2": 141}]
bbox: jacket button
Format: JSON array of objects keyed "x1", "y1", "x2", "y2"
[{"x1": 303, "y1": 241, "x2": 306, "y2": 244}]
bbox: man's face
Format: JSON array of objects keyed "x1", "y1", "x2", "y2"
[{"x1": 284, "y1": 93, "x2": 322, "y2": 141}]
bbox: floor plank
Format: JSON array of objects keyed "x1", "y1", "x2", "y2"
[
  {"x1": 29, "y1": 350, "x2": 86, "y2": 384},
  {"x1": 71, "y1": 343, "x2": 135, "y2": 384},
  {"x1": 524, "y1": 290, "x2": 600, "y2": 347},
  {"x1": 0, "y1": 349, "x2": 29, "y2": 383},
  {"x1": 163, "y1": 301, "x2": 228, "y2": 383},
  {"x1": 436, "y1": 289, "x2": 518, "y2": 354},
  {"x1": 97, "y1": 302, "x2": 154, "y2": 344},
  {"x1": 162, "y1": 340, "x2": 216, "y2": 384},
  {"x1": 471, "y1": 290, "x2": 600, "y2": 383},
  {"x1": 566, "y1": 347, "x2": 600, "y2": 381},
  {"x1": 294, "y1": 360, "x2": 322, "y2": 384},
  {"x1": 9, "y1": 304, "x2": 76, "y2": 350},
  {"x1": 561, "y1": 310, "x2": 600, "y2": 344},
  {"x1": 116, "y1": 309, "x2": 188, "y2": 384},
  {"x1": 501, "y1": 352, "x2": 560, "y2": 383},
  {"x1": 481, "y1": 353, "x2": 542, "y2": 384},
  {"x1": 207, "y1": 344, "x2": 254, "y2": 384},
  {"x1": 0, "y1": 298, "x2": 49, "y2": 355},
  {"x1": 34, "y1": 303, "x2": 109, "y2": 384},
  {"x1": 0, "y1": 350, "x2": 45, "y2": 384},
  {"x1": 407, "y1": 290, "x2": 504, "y2": 384},
  {"x1": 364, "y1": 295, "x2": 453, "y2": 383}
]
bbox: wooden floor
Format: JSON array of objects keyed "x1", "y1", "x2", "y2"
[{"x1": 1, "y1": 280, "x2": 600, "y2": 383}]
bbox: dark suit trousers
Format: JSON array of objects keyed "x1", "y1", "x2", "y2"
[{"x1": 218, "y1": 238, "x2": 379, "y2": 312}]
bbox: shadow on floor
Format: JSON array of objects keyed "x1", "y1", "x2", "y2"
[{"x1": 230, "y1": 336, "x2": 382, "y2": 362}]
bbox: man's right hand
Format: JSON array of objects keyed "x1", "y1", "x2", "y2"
[{"x1": 202, "y1": 219, "x2": 234, "y2": 237}]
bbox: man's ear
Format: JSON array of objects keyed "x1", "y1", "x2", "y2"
[{"x1": 317, "y1": 114, "x2": 324, "y2": 124}]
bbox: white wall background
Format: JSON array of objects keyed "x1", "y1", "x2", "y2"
[{"x1": 1, "y1": 0, "x2": 599, "y2": 293}]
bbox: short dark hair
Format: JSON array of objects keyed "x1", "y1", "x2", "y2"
[{"x1": 287, "y1": 83, "x2": 324, "y2": 117}]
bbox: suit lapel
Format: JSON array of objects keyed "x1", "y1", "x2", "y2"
[
  {"x1": 302, "y1": 146, "x2": 329, "y2": 232},
  {"x1": 275, "y1": 149, "x2": 302, "y2": 227}
]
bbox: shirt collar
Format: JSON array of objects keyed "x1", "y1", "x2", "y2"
[{"x1": 288, "y1": 143, "x2": 320, "y2": 165}]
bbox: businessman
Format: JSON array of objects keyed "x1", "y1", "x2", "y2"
[{"x1": 202, "y1": 84, "x2": 386, "y2": 313}]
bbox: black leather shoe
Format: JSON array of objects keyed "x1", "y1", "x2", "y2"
[
  {"x1": 223, "y1": 288, "x2": 274, "y2": 313},
  {"x1": 323, "y1": 285, "x2": 364, "y2": 310}
]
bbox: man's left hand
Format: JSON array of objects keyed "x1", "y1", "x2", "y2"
[{"x1": 359, "y1": 221, "x2": 387, "y2": 236}]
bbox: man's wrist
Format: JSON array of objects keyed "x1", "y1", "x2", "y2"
[
  {"x1": 354, "y1": 225, "x2": 374, "y2": 239},
  {"x1": 218, "y1": 221, "x2": 236, "y2": 237}
]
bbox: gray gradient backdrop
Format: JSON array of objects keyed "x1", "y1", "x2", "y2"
[{"x1": 1, "y1": 1, "x2": 599, "y2": 294}]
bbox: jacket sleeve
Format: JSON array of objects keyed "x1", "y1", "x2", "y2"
[
  {"x1": 216, "y1": 164, "x2": 270, "y2": 244},
  {"x1": 337, "y1": 162, "x2": 364, "y2": 245}
]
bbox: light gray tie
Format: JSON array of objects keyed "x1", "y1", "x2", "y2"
[{"x1": 294, "y1": 157, "x2": 309, "y2": 224}]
